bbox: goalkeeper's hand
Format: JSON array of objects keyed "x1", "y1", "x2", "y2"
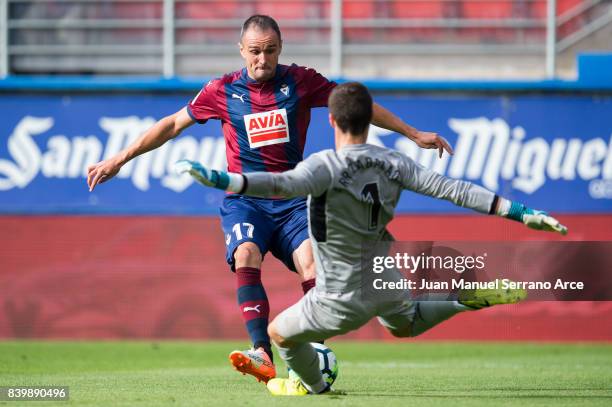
[
  {"x1": 174, "y1": 159, "x2": 244, "y2": 192},
  {"x1": 498, "y1": 199, "x2": 568, "y2": 235},
  {"x1": 521, "y1": 209, "x2": 568, "y2": 235}
]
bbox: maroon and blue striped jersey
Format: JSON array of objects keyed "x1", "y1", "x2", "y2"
[{"x1": 187, "y1": 64, "x2": 337, "y2": 173}]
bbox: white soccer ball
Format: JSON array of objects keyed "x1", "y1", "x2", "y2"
[{"x1": 288, "y1": 342, "x2": 339, "y2": 386}]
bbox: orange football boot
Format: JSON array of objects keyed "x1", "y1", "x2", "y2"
[{"x1": 229, "y1": 347, "x2": 276, "y2": 383}]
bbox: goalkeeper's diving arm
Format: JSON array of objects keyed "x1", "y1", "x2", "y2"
[{"x1": 175, "y1": 159, "x2": 567, "y2": 235}]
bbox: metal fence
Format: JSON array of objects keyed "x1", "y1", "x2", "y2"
[{"x1": 1, "y1": 0, "x2": 611, "y2": 79}]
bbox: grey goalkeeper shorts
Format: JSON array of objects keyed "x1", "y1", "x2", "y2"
[{"x1": 274, "y1": 288, "x2": 417, "y2": 342}]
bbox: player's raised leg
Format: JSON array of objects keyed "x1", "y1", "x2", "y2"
[
  {"x1": 379, "y1": 284, "x2": 527, "y2": 337},
  {"x1": 457, "y1": 278, "x2": 527, "y2": 310}
]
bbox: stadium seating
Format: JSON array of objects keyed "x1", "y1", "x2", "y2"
[
  {"x1": 255, "y1": 0, "x2": 322, "y2": 42},
  {"x1": 27, "y1": 1, "x2": 587, "y2": 49},
  {"x1": 529, "y1": 0, "x2": 586, "y2": 40},
  {"x1": 343, "y1": 0, "x2": 376, "y2": 19},
  {"x1": 177, "y1": 0, "x2": 241, "y2": 19},
  {"x1": 317, "y1": 0, "x2": 377, "y2": 43},
  {"x1": 530, "y1": 0, "x2": 583, "y2": 19},
  {"x1": 176, "y1": 1, "x2": 242, "y2": 45},
  {"x1": 460, "y1": 1, "x2": 517, "y2": 43},
  {"x1": 392, "y1": 0, "x2": 445, "y2": 18},
  {"x1": 343, "y1": 0, "x2": 375, "y2": 42},
  {"x1": 461, "y1": 0, "x2": 514, "y2": 19},
  {"x1": 256, "y1": 0, "x2": 312, "y2": 20},
  {"x1": 6, "y1": 0, "x2": 602, "y2": 76},
  {"x1": 388, "y1": 1, "x2": 445, "y2": 43}
]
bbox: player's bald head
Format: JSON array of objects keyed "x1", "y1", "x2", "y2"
[
  {"x1": 240, "y1": 15, "x2": 282, "y2": 43},
  {"x1": 329, "y1": 82, "x2": 373, "y2": 136}
]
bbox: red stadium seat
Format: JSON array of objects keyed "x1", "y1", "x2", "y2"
[
  {"x1": 458, "y1": 1, "x2": 518, "y2": 44},
  {"x1": 320, "y1": 0, "x2": 375, "y2": 19},
  {"x1": 110, "y1": 2, "x2": 162, "y2": 48},
  {"x1": 530, "y1": 0, "x2": 584, "y2": 40},
  {"x1": 114, "y1": 1, "x2": 162, "y2": 19},
  {"x1": 337, "y1": 1, "x2": 376, "y2": 43},
  {"x1": 461, "y1": 0, "x2": 514, "y2": 19},
  {"x1": 256, "y1": 0, "x2": 308, "y2": 20},
  {"x1": 531, "y1": 0, "x2": 583, "y2": 19},
  {"x1": 253, "y1": 1, "x2": 322, "y2": 43},
  {"x1": 388, "y1": 1, "x2": 444, "y2": 44},
  {"x1": 392, "y1": 0, "x2": 444, "y2": 18},
  {"x1": 177, "y1": 0, "x2": 240, "y2": 19},
  {"x1": 343, "y1": 0, "x2": 375, "y2": 19},
  {"x1": 176, "y1": 1, "x2": 241, "y2": 45},
  {"x1": 559, "y1": 0, "x2": 583, "y2": 14}
]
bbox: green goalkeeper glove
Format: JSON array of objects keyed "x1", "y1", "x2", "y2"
[
  {"x1": 496, "y1": 198, "x2": 568, "y2": 235},
  {"x1": 175, "y1": 159, "x2": 245, "y2": 193}
]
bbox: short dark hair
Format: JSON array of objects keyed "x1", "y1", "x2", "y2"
[
  {"x1": 241, "y1": 15, "x2": 282, "y2": 42},
  {"x1": 328, "y1": 82, "x2": 373, "y2": 135}
]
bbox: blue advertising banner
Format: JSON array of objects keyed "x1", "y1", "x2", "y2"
[{"x1": 1, "y1": 94, "x2": 611, "y2": 214}]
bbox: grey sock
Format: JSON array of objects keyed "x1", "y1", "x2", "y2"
[
  {"x1": 411, "y1": 300, "x2": 464, "y2": 337},
  {"x1": 276, "y1": 342, "x2": 327, "y2": 393}
]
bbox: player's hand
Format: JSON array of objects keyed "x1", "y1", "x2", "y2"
[
  {"x1": 87, "y1": 158, "x2": 123, "y2": 192},
  {"x1": 412, "y1": 131, "x2": 453, "y2": 158},
  {"x1": 176, "y1": 160, "x2": 243, "y2": 192},
  {"x1": 522, "y1": 210, "x2": 568, "y2": 235},
  {"x1": 175, "y1": 159, "x2": 216, "y2": 187}
]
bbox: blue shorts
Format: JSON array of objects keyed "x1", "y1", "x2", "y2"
[{"x1": 220, "y1": 194, "x2": 309, "y2": 272}]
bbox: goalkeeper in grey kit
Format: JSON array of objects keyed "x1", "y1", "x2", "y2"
[{"x1": 177, "y1": 82, "x2": 567, "y2": 396}]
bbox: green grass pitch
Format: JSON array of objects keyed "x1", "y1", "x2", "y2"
[{"x1": 1, "y1": 341, "x2": 611, "y2": 406}]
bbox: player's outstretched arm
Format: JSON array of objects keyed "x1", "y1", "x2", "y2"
[
  {"x1": 87, "y1": 107, "x2": 195, "y2": 191},
  {"x1": 175, "y1": 156, "x2": 330, "y2": 199},
  {"x1": 371, "y1": 103, "x2": 453, "y2": 158},
  {"x1": 402, "y1": 157, "x2": 568, "y2": 235}
]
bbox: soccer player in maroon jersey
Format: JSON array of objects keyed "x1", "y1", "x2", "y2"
[{"x1": 87, "y1": 15, "x2": 452, "y2": 383}]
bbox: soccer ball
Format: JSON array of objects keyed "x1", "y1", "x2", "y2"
[
  {"x1": 313, "y1": 342, "x2": 339, "y2": 386},
  {"x1": 288, "y1": 342, "x2": 339, "y2": 386}
]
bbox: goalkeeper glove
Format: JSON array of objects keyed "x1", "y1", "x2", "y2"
[
  {"x1": 495, "y1": 198, "x2": 568, "y2": 235},
  {"x1": 175, "y1": 159, "x2": 245, "y2": 193}
]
